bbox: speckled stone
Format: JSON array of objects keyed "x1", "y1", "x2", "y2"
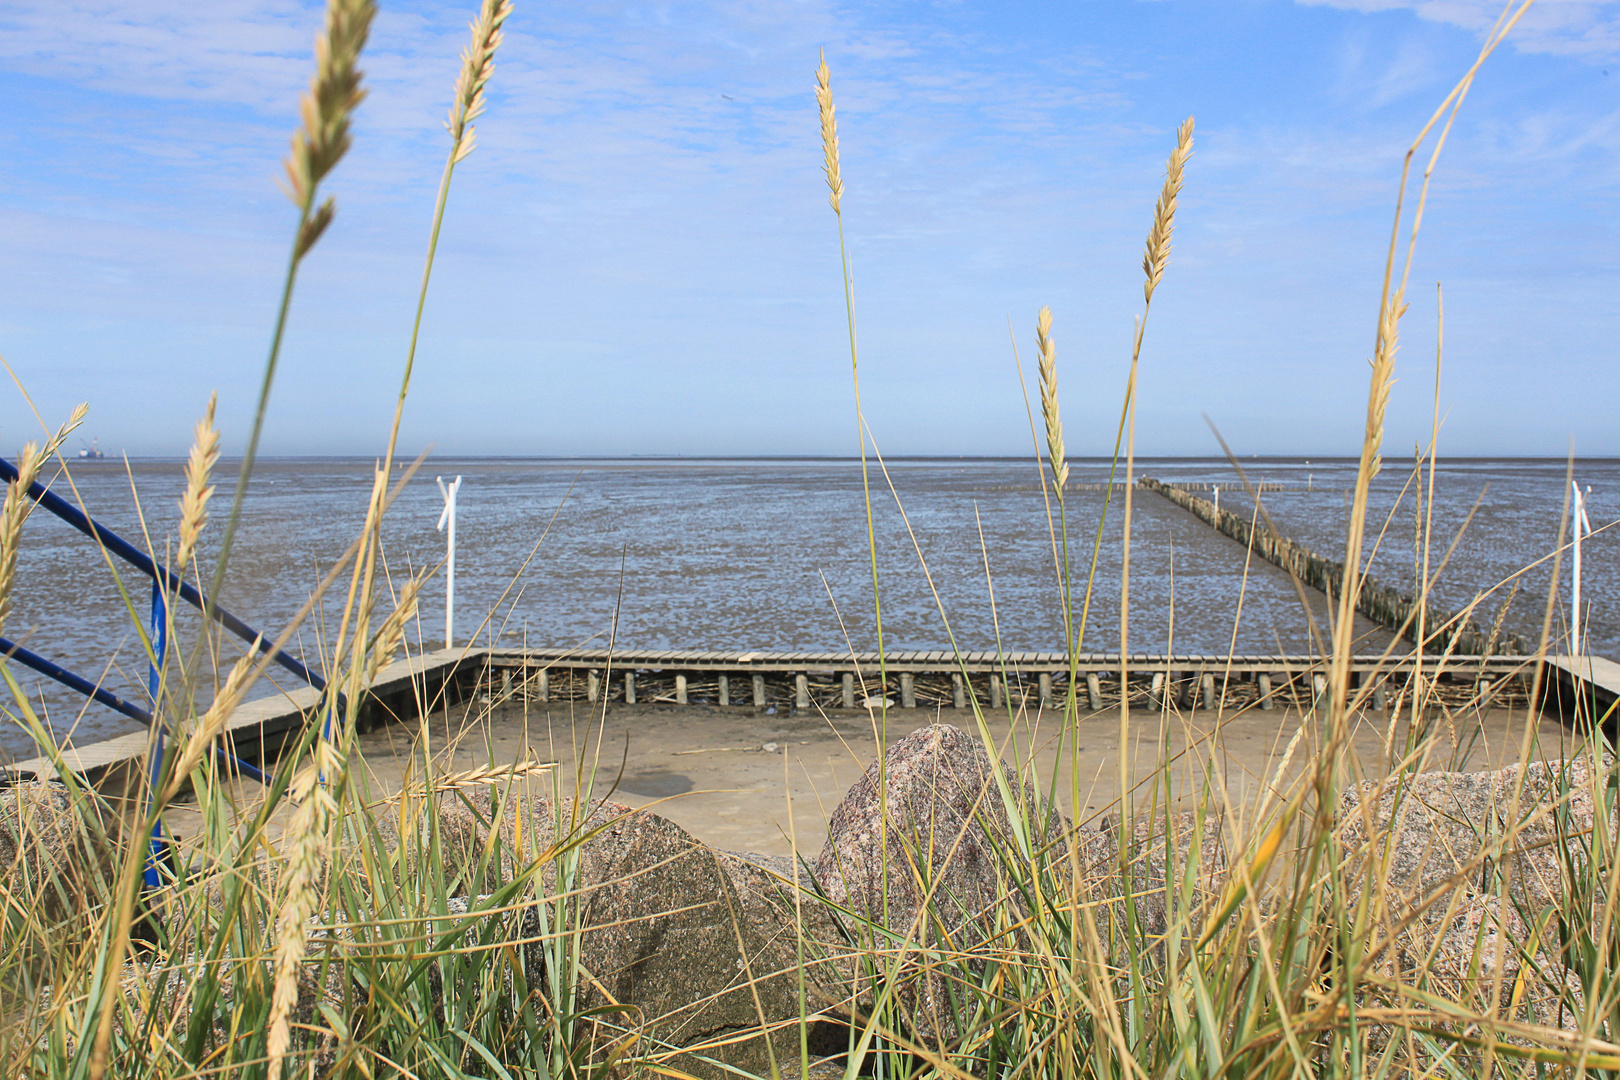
[
  {"x1": 418, "y1": 791, "x2": 847, "y2": 1077},
  {"x1": 1337, "y1": 755, "x2": 1614, "y2": 1021}
]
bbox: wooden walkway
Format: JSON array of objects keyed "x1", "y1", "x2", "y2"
[
  {"x1": 7, "y1": 647, "x2": 1614, "y2": 787},
  {"x1": 6, "y1": 648, "x2": 480, "y2": 785}
]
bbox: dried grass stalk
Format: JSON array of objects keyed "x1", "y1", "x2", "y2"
[
  {"x1": 447, "y1": 0, "x2": 514, "y2": 163},
  {"x1": 284, "y1": 0, "x2": 378, "y2": 257},
  {"x1": 365, "y1": 574, "x2": 424, "y2": 682},
  {"x1": 158, "y1": 650, "x2": 259, "y2": 802},
  {"x1": 175, "y1": 391, "x2": 219, "y2": 569},
  {"x1": 428, "y1": 757, "x2": 557, "y2": 795},
  {"x1": 1035, "y1": 305, "x2": 1067, "y2": 492},
  {"x1": 0, "y1": 404, "x2": 88, "y2": 636},
  {"x1": 1141, "y1": 116, "x2": 1195, "y2": 304},
  {"x1": 815, "y1": 51, "x2": 843, "y2": 214},
  {"x1": 267, "y1": 741, "x2": 343, "y2": 1074}
]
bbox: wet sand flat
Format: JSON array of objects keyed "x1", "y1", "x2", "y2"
[{"x1": 334, "y1": 696, "x2": 1577, "y2": 859}]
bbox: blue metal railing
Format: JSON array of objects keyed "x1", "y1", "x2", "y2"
[
  {"x1": 0, "y1": 455, "x2": 318, "y2": 885},
  {"x1": 0, "y1": 456, "x2": 327, "y2": 691}
]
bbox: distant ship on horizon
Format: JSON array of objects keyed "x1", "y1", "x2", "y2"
[{"x1": 77, "y1": 438, "x2": 105, "y2": 460}]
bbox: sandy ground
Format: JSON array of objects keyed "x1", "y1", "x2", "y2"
[{"x1": 303, "y1": 692, "x2": 1582, "y2": 860}]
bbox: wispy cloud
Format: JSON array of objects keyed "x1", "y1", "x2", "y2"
[
  {"x1": 1300, "y1": 0, "x2": 1620, "y2": 59},
  {"x1": 1335, "y1": 33, "x2": 1443, "y2": 106}
]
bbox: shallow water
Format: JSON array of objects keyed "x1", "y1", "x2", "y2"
[{"x1": 2, "y1": 455, "x2": 1613, "y2": 758}]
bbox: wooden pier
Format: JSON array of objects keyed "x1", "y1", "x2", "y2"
[{"x1": 6, "y1": 646, "x2": 1613, "y2": 790}]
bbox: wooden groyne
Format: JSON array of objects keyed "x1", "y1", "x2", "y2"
[
  {"x1": 482, "y1": 647, "x2": 1534, "y2": 718},
  {"x1": 1140, "y1": 477, "x2": 1529, "y2": 657},
  {"x1": 9, "y1": 644, "x2": 1609, "y2": 789}
]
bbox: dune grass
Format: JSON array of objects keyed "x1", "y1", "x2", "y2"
[{"x1": 5, "y1": 0, "x2": 1620, "y2": 1076}]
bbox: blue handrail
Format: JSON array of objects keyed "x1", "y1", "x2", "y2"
[
  {"x1": 0, "y1": 454, "x2": 333, "y2": 890},
  {"x1": 0, "y1": 456, "x2": 327, "y2": 692},
  {"x1": 0, "y1": 632, "x2": 155, "y2": 725},
  {"x1": 0, "y1": 630, "x2": 267, "y2": 788}
]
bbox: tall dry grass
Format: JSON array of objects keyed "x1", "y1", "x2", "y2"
[{"x1": 5, "y1": 2, "x2": 1618, "y2": 1078}]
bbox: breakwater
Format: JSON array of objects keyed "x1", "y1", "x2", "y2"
[{"x1": 1140, "y1": 478, "x2": 1529, "y2": 657}]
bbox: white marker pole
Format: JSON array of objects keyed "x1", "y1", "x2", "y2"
[
  {"x1": 1572, "y1": 480, "x2": 1591, "y2": 657},
  {"x1": 1213, "y1": 485, "x2": 1219, "y2": 515},
  {"x1": 437, "y1": 475, "x2": 462, "y2": 649}
]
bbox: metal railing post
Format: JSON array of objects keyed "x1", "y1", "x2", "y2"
[{"x1": 143, "y1": 578, "x2": 168, "y2": 888}]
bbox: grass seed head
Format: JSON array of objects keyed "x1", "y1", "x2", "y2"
[
  {"x1": 176, "y1": 391, "x2": 219, "y2": 570},
  {"x1": 0, "y1": 405, "x2": 87, "y2": 636},
  {"x1": 161, "y1": 650, "x2": 260, "y2": 800},
  {"x1": 1365, "y1": 292, "x2": 1406, "y2": 481},
  {"x1": 1141, "y1": 116, "x2": 1194, "y2": 304},
  {"x1": 283, "y1": 0, "x2": 377, "y2": 254},
  {"x1": 815, "y1": 51, "x2": 844, "y2": 214},
  {"x1": 1036, "y1": 305, "x2": 1068, "y2": 492},
  {"x1": 267, "y1": 743, "x2": 344, "y2": 1074},
  {"x1": 447, "y1": 0, "x2": 514, "y2": 163},
  {"x1": 366, "y1": 574, "x2": 424, "y2": 682}
]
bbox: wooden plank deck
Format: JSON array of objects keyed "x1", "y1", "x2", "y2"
[{"x1": 8, "y1": 648, "x2": 471, "y2": 783}]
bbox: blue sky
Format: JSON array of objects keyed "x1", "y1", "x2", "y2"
[{"x1": 0, "y1": 0, "x2": 1615, "y2": 459}]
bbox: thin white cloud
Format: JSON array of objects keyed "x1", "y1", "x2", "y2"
[
  {"x1": 0, "y1": 0, "x2": 316, "y2": 109},
  {"x1": 1300, "y1": 0, "x2": 1620, "y2": 59},
  {"x1": 1334, "y1": 33, "x2": 1444, "y2": 106}
]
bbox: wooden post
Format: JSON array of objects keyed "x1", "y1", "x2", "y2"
[
  {"x1": 795, "y1": 674, "x2": 810, "y2": 711},
  {"x1": 1371, "y1": 681, "x2": 1387, "y2": 712},
  {"x1": 537, "y1": 668, "x2": 549, "y2": 702},
  {"x1": 1086, "y1": 673, "x2": 1103, "y2": 711},
  {"x1": 1311, "y1": 673, "x2": 1327, "y2": 712},
  {"x1": 1201, "y1": 673, "x2": 1216, "y2": 711},
  {"x1": 842, "y1": 672, "x2": 854, "y2": 709},
  {"x1": 951, "y1": 673, "x2": 965, "y2": 709},
  {"x1": 990, "y1": 674, "x2": 1002, "y2": 709},
  {"x1": 752, "y1": 674, "x2": 766, "y2": 707},
  {"x1": 676, "y1": 674, "x2": 688, "y2": 705},
  {"x1": 1039, "y1": 672, "x2": 1052, "y2": 709},
  {"x1": 900, "y1": 673, "x2": 916, "y2": 709},
  {"x1": 625, "y1": 672, "x2": 636, "y2": 705},
  {"x1": 1258, "y1": 673, "x2": 1274, "y2": 711},
  {"x1": 719, "y1": 675, "x2": 730, "y2": 706},
  {"x1": 501, "y1": 668, "x2": 512, "y2": 701},
  {"x1": 1150, "y1": 672, "x2": 1165, "y2": 708}
]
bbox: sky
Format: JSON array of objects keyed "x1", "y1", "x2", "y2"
[{"x1": 0, "y1": 0, "x2": 1616, "y2": 459}]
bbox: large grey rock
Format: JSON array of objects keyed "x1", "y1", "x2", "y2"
[
  {"x1": 811, "y1": 724, "x2": 1065, "y2": 1042},
  {"x1": 397, "y1": 790, "x2": 847, "y2": 1077},
  {"x1": 1336, "y1": 755, "x2": 1614, "y2": 1021},
  {"x1": 814, "y1": 725, "x2": 1061, "y2": 940},
  {"x1": 1079, "y1": 810, "x2": 1227, "y2": 944}
]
